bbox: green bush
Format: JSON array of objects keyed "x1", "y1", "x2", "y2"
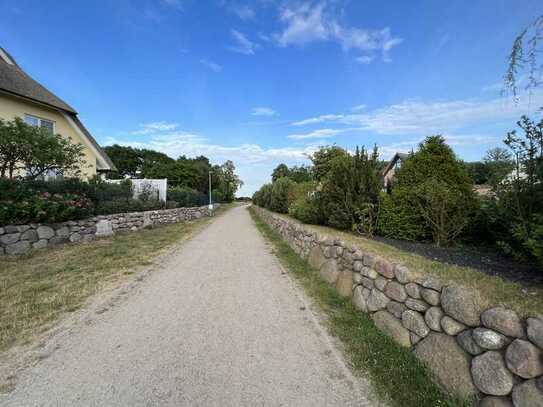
[
  {"x1": 320, "y1": 146, "x2": 381, "y2": 232},
  {"x1": 270, "y1": 177, "x2": 295, "y2": 213},
  {"x1": 376, "y1": 193, "x2": 428, "y2": 241},
  {"x1": 0, "y1": 191, "x2": 93, "y2": 224},
  {"x1": 168, "y1": 186, "x2": 207, "y2": 207},
  {"x1": 378, "y1": 136, "x2": 476, "y2": 246}
]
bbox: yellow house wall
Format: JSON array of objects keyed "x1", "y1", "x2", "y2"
[{"x1": 0, "y1": 93, "x2": 97, "y2": 178}]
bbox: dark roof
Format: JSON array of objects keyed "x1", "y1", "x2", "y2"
[
  {"x1": 382, "y1": 152, "x2": 409, "y2": 176},
  {"x1": 0, "y1": 47, "x2": 77, "y2": 114},
  {"x1": 0, "y1": 47, "x2": 115, "y2": 171}
]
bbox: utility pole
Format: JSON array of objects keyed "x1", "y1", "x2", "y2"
[{"x1": 208, "y1": 171, "x2": 213, "y2": 212}]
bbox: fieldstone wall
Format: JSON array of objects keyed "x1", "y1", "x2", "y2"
[
  {"x1": 0, "y1": 205, "x2": 212, "y2": 256},
  {"x1": 253, "y1": 206, "x2": 543, "y2": 407}
]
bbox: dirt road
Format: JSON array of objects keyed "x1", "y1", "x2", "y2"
[{"x1": 0, "y1": 205, "x2": 378, "y2": 407}]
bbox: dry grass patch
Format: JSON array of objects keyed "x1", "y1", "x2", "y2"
[
  {"x1": 271, "y1": 212, "x2": 543, "y2": 318},
  {"x1": 0, "y1": 205, "x2": 232, "y2": 353}
]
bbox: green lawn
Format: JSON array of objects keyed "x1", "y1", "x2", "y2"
[
  {"x1": 0, "y1": 205, "x2": 232, "y2": 353},
  {"x1": 267, "y1": 211, "x2": 542, "y2": 318},
  {"x1": 249, "y1": 206, "x2": 472, "y2": 407}
]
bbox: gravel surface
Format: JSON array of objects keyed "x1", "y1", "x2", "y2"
[{"x1": 0, "y1": 205, "x2": 379, "y2": 407}]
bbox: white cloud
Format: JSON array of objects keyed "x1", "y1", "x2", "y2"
[
  {"x1": 104, "y1": 125, "x2": 316, "y2": 166},
  {"x1": 287, "y1": 128, "x2": 343, "y2": 139},
  {"x1": 200, "y1": 59, "x2": 223, "y2": 72},
  {"x1": 274, "y1": 2, "x2": 402, "y2": 62},
  {"x1": 230, "y1": 4, "x2": 255, "y2": 20},
  {"x1": 229, "y1": 29, "x2": 259, "y2": 55},
  {"x1": 251, "y1": 107, "x2": 278, "y2": 116},
  {"x1": 131, "y1": 122, "x2": 179, "y2": 135},
  {"x1": 291, "y1": 93, "x2": 543, "y2": 135},
  {"x1": 351, "y1": 104, "x2": 367, "y2": 111},
  {"x1": 356, "y1": 55, "x2": 374, "y2": 65},
  {"x1": 291, "y1": 114, "x2": 345, "y2": 126},
  {"x1": 275, "y1": 2, "x2": 330, "y2": 46}
]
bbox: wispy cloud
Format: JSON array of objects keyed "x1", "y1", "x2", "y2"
[
  {"x1": 131, "y1": 122, "x2": 179, "y2": 135},
  {"x1": 274, "y1": 2, "x2": 402, "y2": 62},
  {"x1": 229, "y1": 29, "x2": 259, "y2": 55},
  {"x1": 200, "y1": 59, "x2": 223, "y2": 72},
  {"x1": 230, "y1": 4, "x2": 255, "y2": 20},
  {"x1": 251, "y1": 107, "x2": 278, "y2": 116},
  {"x1": 104, "y1": 128, "x2": 315, "y2": 165},
  {"x1": 287, "y1": 128, "x2": 344, "y2": 140},
  {"x1": 356, "y1": 55, "x2": 374, "y2": 64},
  {"x1": 379, "y1": 134, "x2": 500, "y2": 159},
  {"x1": 291, "y1": 93, "x2": 543, "y2": 135},
  {"x1": 292, "y1": 114, "x2": 345, "y2": 126},
  {"x1": 351, "y1": 104, "x2": 367, "y2": 112}
]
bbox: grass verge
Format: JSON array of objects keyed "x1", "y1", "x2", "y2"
[
  {"x1": 249, "y1": 206, "x2": 472, "y2": 407},
  {"x1": 269, "y1": 211, "x2": 542, "y2": 318},
  {"x1": 0, "y1": 204, "x2": 233, "y2": 353}
]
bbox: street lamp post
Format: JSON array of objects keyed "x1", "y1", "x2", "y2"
[{"x1": 208, "y1": 171, "x2": 213, "y2": 212}]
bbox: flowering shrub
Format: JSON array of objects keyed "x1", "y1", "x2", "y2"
[{"x1": 0, "y1": 192, "x2": 93, "y2": 224}]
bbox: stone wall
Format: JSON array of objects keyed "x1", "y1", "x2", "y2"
[
  {"x1": 0, "y1": 206, "x2": 212, "y2": 256},
  {"x1": 253, "y1": 206, "x2": 543, "y2": 407}
]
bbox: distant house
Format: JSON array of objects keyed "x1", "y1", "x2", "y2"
[
  {"x1": 0, "y1": 47, "x2": 115, "y2": 179},
  {"x1": 382, "y1": 152, "x2": 408, "y2": 191}
]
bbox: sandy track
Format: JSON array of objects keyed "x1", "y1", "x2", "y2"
[{"x1": 0, "y1": 205, "x2": 379, "y2": 407}]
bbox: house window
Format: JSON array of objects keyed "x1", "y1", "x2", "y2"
[{"x1": 24, "y1": 114, "x2": 55, "y2": 133}]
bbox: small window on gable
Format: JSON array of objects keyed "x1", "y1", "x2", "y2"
[{"x1": 24, "y1": 114, "x2": 55, "y2": 133}]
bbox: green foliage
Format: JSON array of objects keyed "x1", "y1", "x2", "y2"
[
  {"x1": 270, "y1": 177, "x2": 295, "y2": 213},
  {"x1": 483, "y1": 115, "x2": 543, "y2": 266},
  {"x1": 310, "y1": 146, "x2": 349, "y2": 181},
  {"x1": 271, "y1": 163, "x2": 290, "y2": 182},
  {"x1": 168, "y1": 186, "x2": 208, "y2": 207},
  {"x1": 0, "y1": 118, "x2": 86, "y2": 180},
  {"x1": 320, "y1": 146, "x2": 381, "y2": 232},
  {"x1": 0, "y1": 178, "x2": 165, "y2": 224},
  {"x1": 104, "y1": 146, "x2": 243, "y2": 202},
  {"x1": 252, "y1": 183, "x2": 273, "y2": 209},
  {"x1": 379, "y1": 136, "x2": 476, "y2": 246},
  {"x1": 377, "y1": 192, "x2": 428, "y2": 241}
]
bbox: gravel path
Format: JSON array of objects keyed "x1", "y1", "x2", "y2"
[{"x1": 0, "y1": 205, "x2": 379, "y2": 407}]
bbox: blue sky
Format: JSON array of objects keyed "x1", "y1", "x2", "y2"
[{"x1": 1, "y1": 0, "x2": 542, "y2": 195}]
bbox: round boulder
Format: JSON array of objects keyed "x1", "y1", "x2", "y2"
[
  {"x1": 473, "y1": 328, "x2": 510, "y2": 350},
  {"x1": 425, "y1": 307, "x2": 444, "y2": 332},
  {"x1": 402, "y1": 310, "x2": 430, "y2": 338},
  {"x1": 527, "y1": 316, "x2": 543, "y2": 349},
  {"x1": 384, "y1": 281, "x2": 407, "y2": 302},
  {"x1": 372, "y1": 310, "x2": 411, "y2": 348},
  {"x1": 405, "y1": 283, "x2": 422, "y2": 299},
  {"x1": 366, "y1": 288, "x2": 390, "y2": 312},
  {"x1": 481, "y1": 307, "x2": 524, "y2": 338},
  {"x1": 512, "y1": 379, "x2": 543, "y2": 407},
  {"x1": 414, "y1": 333, "x2": 476, "y2": 398},
  {"x1": 441, "y1": 286, "x2": 483, "y2": 327},
  {"x1": 441, "y1": 316, "x2": 467, "y2": 336},
  {"x1": 505, "y1": 339, "x2": 543, "y2": 379},
  {"x1": 479, "y1": 397, "x2": 513, "y2": 407},
  {"x1": 457, "y1": 330, "x2": 484, "y2": 356},
  {"x1": 471, "y1": 351, "x2": 513, "y2": 396},
  {"x1": 421, "y1": 288, "x2": 440, "y2": 306}
]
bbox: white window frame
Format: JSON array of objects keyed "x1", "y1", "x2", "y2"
[{"x1": 24, "y1": 114, "x2": 55, "y2": 133}]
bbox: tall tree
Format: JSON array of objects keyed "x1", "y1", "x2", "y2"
[
  {"x1": 0, "y1": 118, "x2": 85, "y2": 180},
  {"x1": 271, "y1": 164, "x2": 290, "y2": 182}
]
